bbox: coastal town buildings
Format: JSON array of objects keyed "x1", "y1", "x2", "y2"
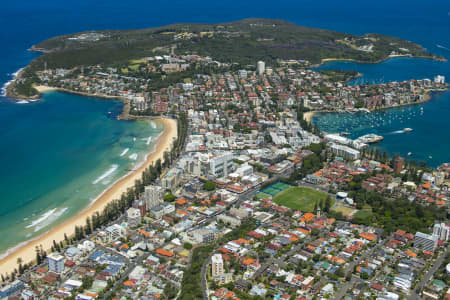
[
  {"x1": 414, "y1": 232, "x2": 438, "y2": 252},
  {"x1": 144, "y1": 185, "x2": 164, "y2": 209},
  {"x1": 47, "y1": 252, "x2": 65, "y2": 273},
  {"x1": 2, "y1": 54, "x2": 449, "y2": 300}
]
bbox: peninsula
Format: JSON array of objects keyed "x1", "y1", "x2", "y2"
[
  {"x1": 1, "y1": 18, "x2": 449, "y2": 300},
  {"x1": 6, "y1": 18, "x2": 444, "y2": 99}
]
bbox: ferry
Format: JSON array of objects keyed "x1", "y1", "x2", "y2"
[
  {"x1": 403, "y1": 128, "x2": 413, "y2": 132},
  {"x1": 355, "y1": 134, "x2": 384, "y2": 144}
]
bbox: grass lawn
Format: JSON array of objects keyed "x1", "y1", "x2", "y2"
[
  {"x1": 353, "y1": 206, "x2": 373, "y2": 219},
  {"x1": 130, "y1": 58, "x2": 147, "y2": 64},
  {"x1": 128, "y1": 64, "x2": 140, "y2": 71},
  {"x1": 333, "y1": 205, "x2": 356, "y2": 216},
  {"x1": 256, "y1": 192, "x2": 272, "y2": 200},
  {"x1": 273, "y1": 187, "x2": 331, "y2": 212}
]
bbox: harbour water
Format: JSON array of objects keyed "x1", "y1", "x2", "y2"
[
  {"x1": 311, "y1": 91, "x2": 450, "y2": 167},
  {"x1": 312, "y1": 56, "x2": 450, "y2": 168},
  {"x1": 0, "y1": 0, "x2": 449, "y2": 253}
]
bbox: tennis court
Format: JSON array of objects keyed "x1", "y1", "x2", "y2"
[{"x1": 260, "y1": 181, "x2": 292, "y2": 197}]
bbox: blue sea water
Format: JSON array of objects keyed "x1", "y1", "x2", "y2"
[
  {"x1": 0, "y1": 91, "x2": 162, "y2": 254},
  {"x1": 0, "y1": 0, "x2": 449, "y2": 253}
]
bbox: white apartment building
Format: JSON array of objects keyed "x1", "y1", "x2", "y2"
[
  {"x1": 257, "y1": 61, "x2": 265, "y2": 75},
  {"x1": 329, "y1": 143, "x2": 360, "y2": 160},
  {"x1": 414, "y1": 232, "x2": 438, "y2": 252},
  {"x1": 196, "y1": 151, "x2": 234, "y2": 177},
  {"x1": 47, "y1": 252, "x2": 65, "y2": 273},
  {"x1": 127, "y1": 207, "x2": 141, "y2": 228},
  {"x1": 105, "y1": 224, "x2": 125, "y2": 241},
  {"x1": 433, "y1": 222, "x2": 449, "y2": 241},
  {"x1": 211, "y1": 254, "x2": 224, "y2": 277}
]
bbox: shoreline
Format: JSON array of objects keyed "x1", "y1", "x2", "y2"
[
  {"x1": 303, "y1": 111, "x2": 316, "y2": 123},
  {"x1": 313, "y1": 54, "x2": 447, "y2": 68},
  {"x1": 0, "y1": 115, "x2": 177, "y2": 277},
  {"x1": 33, "y1": 85, "x2": 135, "y2": 120},
  {"x1": 305, "y1": 88, "x2": 447, "y2": 124}
]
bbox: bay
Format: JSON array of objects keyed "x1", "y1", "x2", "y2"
[{"x1": 0, "y1": 91, "x2": 162, "y2": 253}]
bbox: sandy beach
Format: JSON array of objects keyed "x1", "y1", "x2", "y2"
[
  {"x1": 34, "y1": 85, "x2": 58, "y2": 93},
  {"x1": 0, "y1": 117, "x2": 177, "y2": 277},
  {"x1": 303, "y1": 111, "x2": 316, "y2": 123}
]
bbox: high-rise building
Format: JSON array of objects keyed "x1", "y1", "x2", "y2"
[
  {"x1": 414, "y1": 232, "x2": 438, "y2": 252},
  {"x1": 209, "y1": 152, "x2": 234, "y2": 177},
  {"x1": 127, "y1": 207, "x2": 141, "y2": 228},
  {"x1": 143, "y1": 185, "x2": 164, "y2": 210},
  {"x1": 435, "y1": 172, "x2": 445, "y2": 186},
  {"x1": 393, "y1": 157, "x2": 403, "y2": 173},
  {"x1": 47, "y1": 252, "x2": 65, "y2": 273},
  {"x1": 433, "y1": 222, "x2": 449, "y2": 241},
  {"x1": 132, "y1": 199, "x2": 147, "y2": 217},
  {"x1": 211, "y1": 254, "x2": 224, "y2": 277},
  {"x1": 257, "y1": 61, "x2": 265, "y2": 75}
]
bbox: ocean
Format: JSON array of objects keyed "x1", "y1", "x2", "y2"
[
  {"x1": 0, "y1": 91, "x2": 162, "y2": 254},
  {"x1": 0, "y1": 0, "x2": 449, "y2": 253}
]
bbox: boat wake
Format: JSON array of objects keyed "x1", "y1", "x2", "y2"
[
  {"x1": 437, "y1": 44, "x2": 450, "y2": 51},
  {"x1": 92, "y1": 164, "x2": 119, "y2": 184},
  {"x1": 120, "y1": 148, "x2": 130, "y2": 157},
  {"x1": 387, "y1": 130, "x2": 406, "y2": 135},
  {"x1": 387, "y1": 128, "x2": 413, "y2": 135}
]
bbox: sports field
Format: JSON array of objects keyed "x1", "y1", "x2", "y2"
[
  {"x1": 353, "y1": 206, "x2": 373, "y2": 219},
  {"x1": 332, "y1": 204, "x2": 356, "y2": 216},
  {"x1": 273, "y1": 187, "x2": 331, "y2": 212}
]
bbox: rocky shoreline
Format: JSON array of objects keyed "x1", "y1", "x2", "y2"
[{"x1": 312, "y1": 54, "x2": 447, "y2": 68}]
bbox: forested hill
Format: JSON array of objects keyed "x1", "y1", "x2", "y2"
[{"x1": 27, "y1": 18, "x2": 439, "y2": 70}]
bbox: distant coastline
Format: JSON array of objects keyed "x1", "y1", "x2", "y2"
[{"x1": 313, "y1": 53, "x2": 447, "y2": 68}]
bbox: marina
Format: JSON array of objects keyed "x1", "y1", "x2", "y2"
[{"x1": 312, "y1": 90, "x2": 450, "y2": 167}]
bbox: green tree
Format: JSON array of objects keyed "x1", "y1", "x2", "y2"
[
  {"x1": 325, "y1": 195, "x2": 332, "y2": 212},
  {"x1": 164, "y1": 192, "x2": 176, "y2": 202},
  {"x1": 203, "y1": 181, "x2": 216, "y2": 191}
]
